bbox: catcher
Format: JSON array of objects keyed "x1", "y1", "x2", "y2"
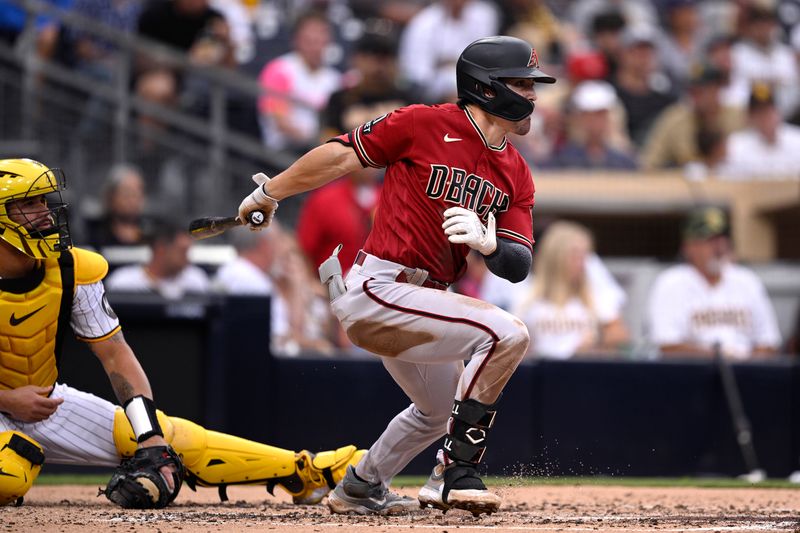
[{"x1": 0, "y1": 158, "x2": 363, "y2": 508}]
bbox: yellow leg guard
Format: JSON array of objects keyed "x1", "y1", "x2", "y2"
[
  {"x1": 0, "y1": 431, "x2": 45, "y2": 506},
  {"x1": 112, "y1": 409, "x2": 364, "y2": 504}
]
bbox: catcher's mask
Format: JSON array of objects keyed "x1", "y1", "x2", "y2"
[
  {"x1": 456, "y1": 35, "x2": 556, "y2": 122},
  {"x1": 0, "y1": 158, "x2": 72, "y2": 259}
]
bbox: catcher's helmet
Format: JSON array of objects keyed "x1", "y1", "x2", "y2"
[
  {"x1": 457, "y1": 36, "x2": 556, "y2": 121},
  {"x1": 0, "y1": 158, "x2": 71, "y2": 259}
]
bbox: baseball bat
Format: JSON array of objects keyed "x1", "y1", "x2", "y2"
[
  {"x1": 714, "y1": 343, "x2": 765, "y2": 481},
  {"x1": 189, "y1": 210, "x2": 265, "y2": 240}
]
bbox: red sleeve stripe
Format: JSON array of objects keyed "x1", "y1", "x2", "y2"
[
  {"x1": 497, "y1": 228, "x2": 533, "y2": 249},
  {"x1": 352, "y1": 126, "x2": 382, "y2": 168}
]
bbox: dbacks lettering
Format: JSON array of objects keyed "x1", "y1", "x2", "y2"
[{"x1": 425, "y1": 164, "x2": 510, "y2": 219}]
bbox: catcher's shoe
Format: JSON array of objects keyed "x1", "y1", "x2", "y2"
[
  {"x1": 292, "y1": 446, "x2": 366, "y2": 505},
  {"x1": 418, "y1": 453, "x2": 501, "y2": 516},
  {"x1": 327, "y1": 465, "x2": 417, "y2": 515}
]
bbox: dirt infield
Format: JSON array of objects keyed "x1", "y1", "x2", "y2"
[{"x1": 4, "y1": 483, "x2": 799, "y2": 532}]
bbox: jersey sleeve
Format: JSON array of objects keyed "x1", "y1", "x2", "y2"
[
  {"x1": 71, "y1": 281, "x2": 121, "y2": 342},
  {"x1": 328, "y1": 107, "x2": 415, "y2": 169},
  {"x1": 495, "y1": 165, "x2": 534, "y2": 250}
]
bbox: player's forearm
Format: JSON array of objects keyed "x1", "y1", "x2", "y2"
[
  {"x1": 90, "y1": 332, "x2": 154, "y2": 404},
  {"x1": 265, "y1": 142, "x2": 362, "y2": 201}
]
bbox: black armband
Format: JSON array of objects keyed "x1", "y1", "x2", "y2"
[
  {"x1": 123, "y1": 395, "x2": 163, "y2": 443},
  {"x1": 484, "y1": 237, "x2": 532, "y2": 283}
]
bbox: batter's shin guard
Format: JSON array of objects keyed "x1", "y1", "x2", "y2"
[{"x1": 442, "y1": 398, "x2": 498, "y2": 465}]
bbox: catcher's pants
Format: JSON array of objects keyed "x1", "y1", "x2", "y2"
[
  {"x1": 0, "y1": 382, "x2": 119, "y2": 466},
  {"x1": 330, "y1": 252, "x2": 529, "y2": 485}
]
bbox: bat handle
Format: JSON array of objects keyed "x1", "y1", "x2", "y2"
[{"x1": 245, "y1": 210, "x2": 266, "y2": 227}]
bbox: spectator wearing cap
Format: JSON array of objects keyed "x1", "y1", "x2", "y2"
[
  {"x1": 543, "y1": 80, "x2": 637, "y2": 170},
  {"x1": 646, "y1": 207, "x2": 781, "y2": 359},
  {"x1": 718, "y1": 83, "x2": 800, "y2": 179},
  {"x1": 611, "y1": 25, "x2": 679, "y2": 147},
  {"x1": 640, "y1": 63, "x2": 744, "y2": 170},
  {"x1": 730, "y1": 5, "x2": 799, "y2": 118}
]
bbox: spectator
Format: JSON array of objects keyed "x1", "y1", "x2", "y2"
[
  {"x1": 66, "y1": 0, "x2": 142, "y2": 78},
  {"x1": 320, "y1": 31, "x2": 414, "y2": 138},
  {"x1": 212, "y1": 225, "x2": 291, "y2": 350},
  {"x1": 258, "y1": 11, "x2": 341, "y2": 154},
  {"x1": 656, "y1": 0, "x2": 703, "y2": 88},
  {"x1": 612, "y1": 25, "x2": 679, "y2": 147},
  {"x1": 271, "y1": 232, "x2": 338, "y2": 355},
  {"x1": 543, "y1": 80, "x2": 637, "y2": 170},
  {"x1": 571, "y1": 0, "x2": 659, "y2": 39},
  {"x1": 585, "y1": 10, "x2": 626, "y2": 82},
  {"x1": 729, "y1": 5, "x2": 799, "y2": 118},
  {"x1": 704, "y1": 33, "x2": 745, "y2": 109},
  {"x1": 398, "y1": 0, "x2": 499, "y2": 103},
  {"x1": 646, "y1": 207, "x2": 781, "y2": 359},
  {"x1": 718, "y1": 82, "x2": 800, "y2": 179},
  {"x1": 514, "y1": 221, "x2": 630, "y2": 359},
  {"x1": 105, "y1": 220, "x2": 210, "y2": 299},
  {"x1": 137, "y1": 0, "x2": 233, "y2": 68},
  {"x1": 84, "y1": 164, "x2": 155, "y2": 248},
  {"x1": 296, "y1": 167, "x2": 380, "y2": 272},
  {"x1": 641, "y1": 63, "x2": 744, "y2": 170}
]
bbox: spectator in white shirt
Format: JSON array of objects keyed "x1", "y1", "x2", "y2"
[
  {"x1": 398, "y1": 0, "x2": 499, "y2": 103},
  {"x1": 647, "y1": 207, "x2": 781, "y2": 359},
  {"x1": 212, "y1": 225, "x2": 290, "y2": 347},
  {"x1": 514, "y1": 221, "x2": 630, "y2": 359},
  {"x1": 105, "y1": 221, "x2": 210, "y2": 300},
  {"x1": 719, "y1": 82, "x2": 800, "y2": 180},
  {"x1": 729, "y1": 5, "x2": 799, "y2": 118}
]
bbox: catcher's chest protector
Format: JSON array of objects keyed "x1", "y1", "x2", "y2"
[{"x1": 0, "y1": 256, "x2": 66, "y2": 390}]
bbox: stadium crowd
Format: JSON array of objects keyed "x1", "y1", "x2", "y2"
[{"x1": 1, "y1": 0, "x2": 800, "y2": 358}]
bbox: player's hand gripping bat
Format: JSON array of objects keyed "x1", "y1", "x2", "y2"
[{"x1": 188, "y1": 210, "x2": 265, "y2": 240}]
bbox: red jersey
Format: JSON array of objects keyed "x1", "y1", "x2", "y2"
[
  {"x1": 296, "y1": 178, "x2": 376, "y2": 271},
  {"x1": 331, "y1": 103, "x2": 535, "y2": 284}
]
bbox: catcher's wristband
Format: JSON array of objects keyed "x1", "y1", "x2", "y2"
[{"x1": 123, "y1": 395, "x2": 164, "y2": 443}]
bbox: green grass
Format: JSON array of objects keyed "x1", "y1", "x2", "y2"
[{"x1": 38, "y1": 473, "x2": 799, "y2": 489}]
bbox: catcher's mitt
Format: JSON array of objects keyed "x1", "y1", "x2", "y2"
[{"x1": 103, "y1": 446, "x2": 184, "y2": 509}]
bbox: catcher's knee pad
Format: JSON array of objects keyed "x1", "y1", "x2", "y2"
[{"x1": 0, "y1": 431, "x2": 45, "y2": 506}]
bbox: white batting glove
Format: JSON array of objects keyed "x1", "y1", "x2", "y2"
[
  {"x1": 442, "y1": 207, "x2": 497, "y2": 255},
  {"x1": 237, "y1": 173, "x2": 279, "y2": 230}
]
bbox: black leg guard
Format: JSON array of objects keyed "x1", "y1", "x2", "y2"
[{"x1": 440, "y1": 399, "x2": 498, "y2": 502}]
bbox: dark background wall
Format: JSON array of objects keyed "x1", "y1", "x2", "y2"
[{"x1": 57, "y1": 295, "x2": 800, "y2": 477}]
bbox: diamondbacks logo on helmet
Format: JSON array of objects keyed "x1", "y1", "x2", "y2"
[{"x1": 527, "y1": 48, "x2": 539, "y2": 69}]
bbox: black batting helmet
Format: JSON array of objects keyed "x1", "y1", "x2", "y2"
[{"x1": 456, "y1": 36, "x2": 556, "y2": 122}]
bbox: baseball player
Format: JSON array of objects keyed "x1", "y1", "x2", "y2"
[
  {"x1": 238, "y1": 36, "x2": 555, "y2": 516},
  {"x1": 0, "y1": 158, "x2": 363, "y2": 508}
]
